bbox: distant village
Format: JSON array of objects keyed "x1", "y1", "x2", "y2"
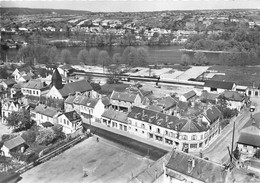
[
  {"x1": 0, "y1": 61, "x2": 260, "y2": 182},
  {"x1": 1, "y1": 9, "x2": 260, "y2": 48}
]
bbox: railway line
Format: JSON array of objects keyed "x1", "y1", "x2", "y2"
[{"x1": 71, "y1": 71, "x2": 204, "y2": 87}]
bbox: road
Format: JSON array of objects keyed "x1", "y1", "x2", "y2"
[
  {"x1": 202, "y1": 97, "x2": 260, "y2": 164},
  {"x1": 202, "y1": 110, "x2": 250, "y2": 164}
]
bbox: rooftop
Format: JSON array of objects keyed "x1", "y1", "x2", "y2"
[
  {"x1": 33, "y1": 104, "x2": 59, "y2": 117},
  {"x1": 204, "y1": 80, "x2": 235, "y2": 90},
  {"x1": 166, "y1": 150, "x2": 227, "y2": 183},
  {"x1": 3, "y1": 136, "x2": 26, "y2": 150},
  {"x1": 102, "y1": 109, "x2": 128, "y2": 124},
  {"x1": 62, "y1": 110, "x2": 81, "y2": 122},
  {"x1": 110, "y1": 90, "x2": 139, "y2": 103},
  {"x1": 59, "y1": 80, "x2": 92, "y2": 98}
]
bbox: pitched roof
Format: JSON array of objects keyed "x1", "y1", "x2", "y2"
[
  {"x1": 146, "y1": 105, "x2": 164, "y2": 112},
  {"x1": 77, "y1": 97, "x2": 99, "y2": 108},
  {"x1": 222, "y1": 91, "x2": 245, "y2": 102},
  {"x1": 179, "y1": 119, "x2": 208, "y2": 133},
  {"x1": 182, "y1": 90, "x2": 197, "y2": 100},
  {"x1": 59, "y1": 64, "x2": 73, "y2": 71},
  {"x1": 3, "y1": 79, "x2": 16, "y2": 86},
  {"x1": 102, "y1": 97, "x2": 110, "y2": 106},
  {"x1": 166, "y1": 150, "x2": 227, "y2": 183},
  {"x1": 4, "y1": 136, "x2": 26, "y2": 150},
  {"x1": 200, "y1": 91, "x2": 219, "y2": 102},
  {"x1": 62, "y1": 110, "x2": 81, "y2": 123},
  {"x1": 110, "y1": 90, "x2": 139, "y2": 103},
  {"x1": 58, "y1": 80, "x2": 92, "y2": 98},
  {"x1": 51, "y1": 68, "x2": 63, "y2": 90},
  {"x1": 18, "y1": 66, "x2": 33, "y2": 73},
  {"x1": 242, "y1": 113, "x2": 260, "y2": 130},
  {"x1": 157, "y1": 96, "x2": 178, "y2": 110},
  {"x1": 204, "y1": 106, "x2": 223, "y2": 124},
  {"x1": 34, "y1": 104, "x2": 59, "y2": 117},
  {"x1": 129, "y1": 152, "x2": 171, "y2": 183},
  {"x1": 64, "y1": 95, "x2": 76, "y2": 104},
  {"x1": 204, "y1": 80, "x2": 235, "y2": 90},
  {"x1": 102, "y1": 110, "x2": 128, "y2": 124},
  {"x1": 237, "y1": 133, "x2": 260, "y2": 147},
  {"x1": 22, "y1": 80, "x2": 47, "y2": 90}
]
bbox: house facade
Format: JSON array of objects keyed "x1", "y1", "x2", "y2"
[
  {"x1": 1, "y1": 136, "x2": 26, "y2": 157},
  {"x1": 57, "y1": 110, "x2": 82, "y2": 134},
  {"x1": 101, "y1": 109, "x2": 128, "y2": 131},
  {"x1": 204, "y1": 80, "x2": 236, "y2": 94},
  {"x1": 31, "y1": 104, "x2": 59, "y2": 126},
  {"x1": 46, "y1": 79, "x2": 93, "y2": 100},
  {"x1": 221, "y1": 91, "x2": 246, "y2": 111},
  {"x1": 237, "y1": 113, "x2": 260, "y2": 157},
  {"x1": 12, "y1": 67, "x2": 34, "y2": 83},
  {"x1": 246, "y1": 85, "x2": 260, "y2": 98},
  {"x1": 110, "y1": 90, "x2": 142, "y2": 112},
  {"x1": 179, "y1": 90, "x2": 197, "y2": 102},
  {"x1": 128, "y1": 106, "x2": 214, "y2": 152},
  {"x1": 1, "y1": 99, "x2": 21, "y2": 123},
  {"x1": 21, "y1": 80, "x2": 49, "y2": 97}
]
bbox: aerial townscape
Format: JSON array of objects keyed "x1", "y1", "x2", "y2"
[{"x1": 0, "y1": 1, "x2": 260, "y2": 183}]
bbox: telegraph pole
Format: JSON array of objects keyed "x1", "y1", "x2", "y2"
[{"x1": 230, "y1": 120, "x2": 235, "y2": 162}]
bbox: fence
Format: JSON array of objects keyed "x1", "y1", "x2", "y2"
[{"x1": 15, "y1": 135, "x2": 85, "y2": 174}]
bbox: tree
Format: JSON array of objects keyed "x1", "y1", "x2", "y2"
[
  {"x1": 137, "y1": 47, "x2": 148, "y2": 66},
  {"x1": 52, "y1": 124, "x2": 65, "y2": 141},
  {"x1": 98, "y1": 50, "x2": 111, "y2": 66},
  {"x1": 112, "y1": 53, "x2": 122, "y2": 66},
  {"x1": 181, "y1": 54, "x2": 191, "y2": 66},
  {"x1": 36, "y1": 128, "x2": 56, "y2": 146},
  {"x1": 122, "y1": 46, "x2": 137, "y2": 66},
  {"x1": 21, "y1": 130, "x2": 37, "y2": 145},
  {"x1": 193, "y1": 52, "x2": 208, "y2": 65},
  {"x1": 0, "y1": 67, "x2": 9, "y2": 79},
  {"x1": 77, "y1": 49, "x2": 89, "y2": 65},
  {"x1": 60, "y1": 49, "x2": 72, "y2": 64},
  {"x1": 48, "y1": 46, "x2": 59, "y2": 63},
  {"x1": 89, "y1": 48, "x2": 99, "y2": 65},
  {"x1": 254, "y1": 149, "x2": 260, "y2": 159},
  {"x1": 5, "y1": 109, "x2": 33, "y2": 132}
]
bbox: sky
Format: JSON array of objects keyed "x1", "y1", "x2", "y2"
[{"x1": 1, "y1": 0, "x2": 260, "y2": 12}]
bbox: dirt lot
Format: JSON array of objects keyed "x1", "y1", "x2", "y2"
[
  {"x1": 20, "y1": 137, "x2": 153, "y2": 183},
  {"x1": 0, "y1": 122, "x2": 12, "y2": 139}
]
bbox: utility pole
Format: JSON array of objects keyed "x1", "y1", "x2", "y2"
[{"x1": 230, "y1": 120, "x2": 235, "y2": 162}]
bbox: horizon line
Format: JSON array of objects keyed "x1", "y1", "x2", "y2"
[{"x1": 1, "y1": 6, "x2": 260, "y2": 13}]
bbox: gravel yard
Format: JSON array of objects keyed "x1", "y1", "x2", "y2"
[{"x1": 20, "y1": 137, "x2": 153, "y2": 183}]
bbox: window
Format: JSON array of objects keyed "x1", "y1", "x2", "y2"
[
  {"x1": 36, "y1": 91, "x2": 39, "y2": 95},
  {"x1": 141, "y1": 124, "x2": 145, "y2": 129},
  {"x1": 64, "y1": 119, "x2": 66, "y2": 124},
  {"x1": 135, "y1": 128, "x2": 138, "y2": 132},
  {"x1": 142, "y1": 131, "x2": 144, "y2": 134},
  {"x1": 157, "y1": 128, "x2": 160, "y2": 134},
  {"x1": 190, "y1": 144, "x2": 197, "y2": 149},
  {"x1": 199, "y1": 142, "x2": 203, "y2": 148},
  {"x1": 192, "y1": 135, "x2": 197, "y2": 140},
  {"x1": 33, "y1": 90, "x2": 35, "y2": 95},
  {"x1": 248, "y1": 91, "x2": 252, "y2": 95},
  {"x1": 255, "y1": 91, "x2": 259, "y2": 96},
  {"x1": 149, "y1": 126, "x2": 152, "y2": 131},
  {"x1": 165, "y1": 130, "x2": 168, "y2": 135},
  {"x1": 183, "y1": 135, "x2": 188, "y2": 140}
]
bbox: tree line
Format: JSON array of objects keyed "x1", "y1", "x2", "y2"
[
  {"x1": 183, "y1": 24, "x2": 260, "y2": 65},
  {"x1": 17, "y1": 44, "x2": 149, "y2": 67}
]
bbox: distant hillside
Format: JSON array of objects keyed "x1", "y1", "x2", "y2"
[{"x1": 0, "y1": 7, "x2": 91, "y2": 16}]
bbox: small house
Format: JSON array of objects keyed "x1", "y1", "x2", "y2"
[
  {"x1": 204, "y1": 80, "x2": 236, "y2": 94},
  {"x1": 1, "y1": 136, "x2": 27, "y2": 157}
]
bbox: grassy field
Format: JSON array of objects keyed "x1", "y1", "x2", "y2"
[
  {"x1": 20, "y1": 137, "x2": 153, "y2": 183},
  {"x1": 210, "y1": 65, "x2": 260, "y2": 86}
]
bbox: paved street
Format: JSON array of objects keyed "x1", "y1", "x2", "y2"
[{"x1": 202, "y1": 96, "x2": 260, "y2": 164}]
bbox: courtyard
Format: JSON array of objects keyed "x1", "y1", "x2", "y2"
[{"x1": 20, "y1": 136, "x2": 153, "y2": 183}]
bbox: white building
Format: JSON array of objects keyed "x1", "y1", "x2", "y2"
[
  {"x1": 1, "y1": 99, "x2": 21, "y2": 124},
  {"x1": 57, "y1": 110, "x2": 82, "y2": 134},
  {"x1": 204, "y1": 80, "x2": 236, "y2": 94},
  {"x1": 31, "y1": 104, "x2": 60, "y2": 126},
  {"x1": 21, "y1": 80, "x2": 49, "y2": 97}
]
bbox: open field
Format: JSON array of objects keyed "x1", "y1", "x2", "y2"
[
  {"x1": 210, "y1": 65, "x2": 260, "y2": 86},
  {"x1": 20, "y1": 137, "x2": 153, "y2": 183}
]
